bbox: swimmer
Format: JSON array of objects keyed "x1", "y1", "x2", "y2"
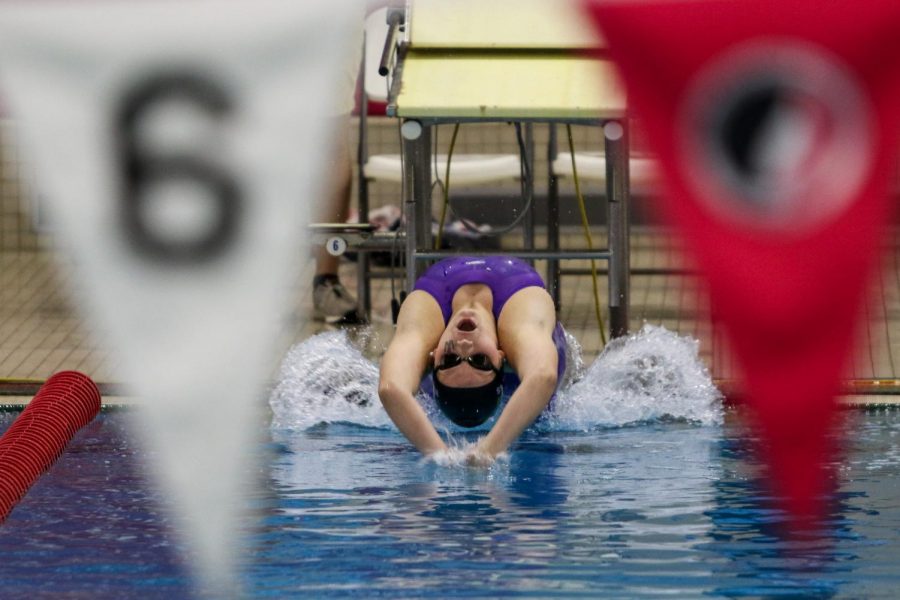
[{"x1": 378, "y1": 256, "x2": 569, "y2": 466}]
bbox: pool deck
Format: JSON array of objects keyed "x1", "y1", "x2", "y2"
[{"x1": 2, "y1": 226, "x2": 900, "y2": 406}]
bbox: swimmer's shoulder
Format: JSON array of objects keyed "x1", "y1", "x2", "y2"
[
  {"x1": 394, "y1": 290, "x2": 444, "y2": 339},
  {"x1": 401, "y1": 289, "x2": 442, "y2": 313},
  {"x1": 499, "y1": 286, "x2": 555, "y2": 329}
]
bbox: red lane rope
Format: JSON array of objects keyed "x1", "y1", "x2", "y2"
[{"x1": 0, "y1": 371, "x2": 101, "y2": 522}]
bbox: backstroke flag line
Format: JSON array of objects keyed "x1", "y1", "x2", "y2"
[
  {"x1": 582, "y1": 0, "x2": 900, "y2": 523},
  {"x1": 0, "y1": 0, "x2": 357, "y2": 591}
]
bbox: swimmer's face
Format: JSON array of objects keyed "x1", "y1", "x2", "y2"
[{"x1": 433, "y1": 308, "x2": 504, "y2": 388}]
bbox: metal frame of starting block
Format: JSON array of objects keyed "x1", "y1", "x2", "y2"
[{"x1": 360, "y1": 0, "x2": 632, "y2": 336}]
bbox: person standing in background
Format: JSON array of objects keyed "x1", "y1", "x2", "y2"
[{"x1": 312, "y1": 6, "x2": 366, "y2": 324}]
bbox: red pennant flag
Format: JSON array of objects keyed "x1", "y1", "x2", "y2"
[{"x1": 582, "y1": 0, "x2": 900, "y2": 524}]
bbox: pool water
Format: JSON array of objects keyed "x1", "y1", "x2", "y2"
[
  {"x1": 258, "y1": 413, "x2": 900, "y2": 599},
  {"x1": 0, "y1": 409, "x2": 192, "y2": 598},
  {"x1": 2, "y1": 408, "x2": 900, "y2": 598},
  {"x1": 2, "y1": 327, "x2": 900, "y2": 598},
  {"x1": 2, "y1": 409, "x2": 900, "y2": 598}
]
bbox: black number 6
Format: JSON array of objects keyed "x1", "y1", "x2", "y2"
[{"x1": 115, "y1": 72, "x2": 241, "y2": 264}]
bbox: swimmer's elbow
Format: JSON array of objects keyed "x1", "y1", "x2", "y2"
[
  {"x1": 378, "y1": 378, "x2": 403, "y2": 406},
  {"x1": 525, "y1": 369, "x2": 557, "y2": 395}
]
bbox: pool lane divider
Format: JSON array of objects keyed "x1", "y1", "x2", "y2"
[{"x1": 0, "y1": 371, "x2": 101, "y2": 522}]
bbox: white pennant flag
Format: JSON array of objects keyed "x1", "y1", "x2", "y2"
[{"x1": 0, "y1": 0, "x2": 358, "y2": 592}]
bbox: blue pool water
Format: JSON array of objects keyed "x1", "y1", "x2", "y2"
[
  {"x1": 2, "y1": 409, "x2": 900, "y2": 598},
  {"x1": 1, "y1": 327, "x2": 900, "y2": 598}
]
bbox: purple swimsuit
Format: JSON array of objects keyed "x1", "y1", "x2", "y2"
[{"x1": 414, "y1": 256, "x2": 568, "y2": 397}]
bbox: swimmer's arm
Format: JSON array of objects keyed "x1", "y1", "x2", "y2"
[
  {"x1": 475, "y1": 333, "x2": 558, "y2": 460},
  {"x1": 378, "y1": 291, "x2": 447, "y2": 455},
  {"x1": 476, "y1": 288, "x2": 559, "y2": 460}
]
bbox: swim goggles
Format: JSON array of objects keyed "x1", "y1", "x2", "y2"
[{"x1": 435, "y1": 352, "x2": 501, "y2": 374}]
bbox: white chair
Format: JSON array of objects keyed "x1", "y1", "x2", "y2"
[
  {"x1": 549, "y1": 150, "x2": 660, "y2": 198},
  {"x1": 364, "y1": 153, "x2": 522, "y2": 187}
]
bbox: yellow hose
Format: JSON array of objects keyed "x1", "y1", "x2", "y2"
[
  {"x1": 566, "y1": 124, "x2": 607, "y2": 347},
  {"x1": 435, "y1": 123, "x2": 460, "y2": 250}
]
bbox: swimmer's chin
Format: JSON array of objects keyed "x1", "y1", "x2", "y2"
[{"x1": 422, "y1": 444, "x2": 509, "y2": 468}]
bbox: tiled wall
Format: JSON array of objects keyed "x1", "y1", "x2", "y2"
[{"x1": 0, "y1": 120, "x2": 44, "y2": 252}]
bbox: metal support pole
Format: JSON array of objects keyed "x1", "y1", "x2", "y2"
[
  {"x1": 605, "y1": 119, "x2": 630, "y2": 338},
  {"x1": 546, "y1": 124, "x2": 561, "y2": 310},
  {"x1": 401, "y1": 119, "x2": 431, "y2": 293},
  {"x1": 417, "y1": 124, "x2": 433, "y2": 269},
  {"x1": 522, "y1": 123, "x2": 535, "y2": 263}
]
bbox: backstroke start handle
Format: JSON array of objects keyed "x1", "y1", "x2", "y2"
[{"x1": 378, "y1": 9, "x2": 404, "y2": 77}]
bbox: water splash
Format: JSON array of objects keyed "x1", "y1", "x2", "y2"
[
  {"x1": 546, "y1": 324, "x2": 723, "y2": 430},
  {"x1": 268, "y1": 329, "x2": 392, "y2": 430},
  {"x1": 423, "y1": 441, "x2": 510, "y2": 469},
  {"x1": 269, "y1": 324, "x2": 722, "y2": 432}
]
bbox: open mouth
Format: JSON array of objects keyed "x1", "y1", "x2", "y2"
[{"x1": 457, "y1": 318, "x2": 477, "y2": 332}]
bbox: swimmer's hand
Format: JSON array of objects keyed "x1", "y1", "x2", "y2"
[
  {"x1": 423, "y1": 446, "x2": 468, "y2": 467},
  {"x1": 464, "y1": 446, "x2": 495, "y2": 468},
  {"x1": 423, "y1": 442, "x2": 506, "y2": 468},
  {"x1": 465, "y1": 440, "x2": 509, "y2": 468}
]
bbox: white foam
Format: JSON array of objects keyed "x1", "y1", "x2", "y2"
[
  {"x1": 269, "y1": 324, "x2": 722, "y2": 432},
  {"x1": 546, "y1": 324, "x2": 723, "y2": 430},
  {"x1": 268, "y1": 329, "x2": 393, "y2": 430},
  {"x1": 422, "y1": 441, "x2": 509, "y2": 469}
]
